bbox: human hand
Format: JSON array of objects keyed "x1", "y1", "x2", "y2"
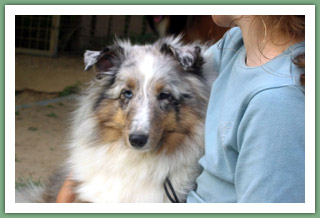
[{"x1": 56, "y1": 174, "x2": 75, "y2": 203}]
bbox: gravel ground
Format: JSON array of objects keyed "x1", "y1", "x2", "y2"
[
  {"x1": 15, "y1": 54, "x2": 92, "y2": 184},
  {"x1": 15, "y1": 95, "x2": 76, "y2": 183}
]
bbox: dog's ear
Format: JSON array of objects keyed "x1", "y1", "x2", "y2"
[
  {"x1": 160, "y1": 43, "x2": 204, "y2": 72},
  {"x1": 84, "y1": 46, "x2": 124, "y2": 79}
]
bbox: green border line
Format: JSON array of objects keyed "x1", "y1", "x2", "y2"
[{"x1": 1, "y1": 0, "x2": 318, "y2": 217}]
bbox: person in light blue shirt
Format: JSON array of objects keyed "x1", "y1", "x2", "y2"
[{"x1": 187, "y1": 16, "x2": 305, "y2": 203}]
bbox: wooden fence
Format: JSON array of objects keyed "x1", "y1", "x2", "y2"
[{"x1": 15, "y1": 15, "x2": 157, "y2": 56}]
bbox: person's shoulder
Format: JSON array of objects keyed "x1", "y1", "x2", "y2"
[
  {"x1": 251, "y1": 41, "x2": 305, "y2": 91},
  {"x1": 249, "y1": 86, "x2": 305, "y2": 110},
  {"x1": 207, "y1": 27, "x2": 243, "y2": 70},
  {"x1": 214, "y1": 27, "x2": 242, "y2": 49},
  {"x1": 225, "y1": 27, "x2": 242, "y2": 39},
  {"x1": 204, "y1": 27, "x2": 244, "y2": 73},
  {"x1": 288, "y1": 41, "x2": 305, "y2": 57}
]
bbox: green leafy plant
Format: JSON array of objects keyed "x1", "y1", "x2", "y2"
[
  {"x1": 58, "y1": 82, "x2": 81, "y2": 97},
  {"x1": 46, "y1": 112, "x2": 57, "y2": 118}
]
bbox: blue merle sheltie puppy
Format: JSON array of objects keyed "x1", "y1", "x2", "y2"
[{"x1": 16, "y1": 36, "x2": 218, "y2": 203}]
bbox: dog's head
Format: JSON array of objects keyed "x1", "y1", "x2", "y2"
[{"x1": 84, "y1": 37, "x2": 210, "y2": 154}]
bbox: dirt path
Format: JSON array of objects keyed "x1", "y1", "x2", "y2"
[
  {"x1": 15, "y1": 96, "x2": 76, "y2": 183},
  {"x1": 15, "y1": 54, "x2": 93, "y2": 184},
  {"x1": 15, "y1": 54, "x2": 92, "y2": 186}
]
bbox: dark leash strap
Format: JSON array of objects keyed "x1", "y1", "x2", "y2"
[{"x1": 164, "y1": 177, "x2": 180, "y2": 203}]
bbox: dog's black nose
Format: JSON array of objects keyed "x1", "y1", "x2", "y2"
[{"x1": 129, "y1": 134, "x2": 149, "y2": 148}]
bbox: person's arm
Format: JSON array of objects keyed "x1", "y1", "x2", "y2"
[
  {"x1": 56, "y1": 173, "x2": 76, "y2": 203},
  {"x1": 236, "y1": 86, "x2": 305, "y2": 202}
]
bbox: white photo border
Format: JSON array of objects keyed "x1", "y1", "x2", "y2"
[{"x1": 5, "y1": 5, "x2": 315, "y2": 213}]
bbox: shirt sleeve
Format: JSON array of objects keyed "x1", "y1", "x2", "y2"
[{"x1": 236, "y1": 86, "x2": 305, "y2": 203}]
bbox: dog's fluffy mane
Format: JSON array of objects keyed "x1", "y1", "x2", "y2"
[{"x1": 16, "y1": 36, "x2": 217, "y2": 203}]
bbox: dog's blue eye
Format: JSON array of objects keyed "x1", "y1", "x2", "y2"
[
  {"x1": 123, "y1": 90, "x2": 133, "y2": 99},
  {"x1": 158, "y1": 92, "x2": 171, "y2": 100}
]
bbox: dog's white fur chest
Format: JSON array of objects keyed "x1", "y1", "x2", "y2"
[{"x1": 68, "y1": 130, "x2": 203, "y2": 203}]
